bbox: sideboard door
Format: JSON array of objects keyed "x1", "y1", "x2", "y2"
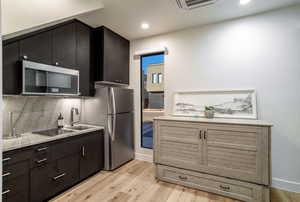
[
  {"x1": 154, "y1": 121, "x2": 204, "y2": 171},
  {"x1": 202, "y1": 124, "x2": 269, "y2": 185}
]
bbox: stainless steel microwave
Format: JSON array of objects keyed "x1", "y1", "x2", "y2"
[{"x1": 22, "y1": 60, "x2": 80, "y2": 96}]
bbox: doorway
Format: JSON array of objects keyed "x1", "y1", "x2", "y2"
[{"x1": 140, "y1": 53, "x2": 164, "y2": 149}]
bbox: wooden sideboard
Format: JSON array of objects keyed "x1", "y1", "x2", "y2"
[{"x1": 154, "y1": 116, "x2": 272, "y2": 202}]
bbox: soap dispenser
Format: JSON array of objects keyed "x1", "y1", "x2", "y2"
[{"x1": 57, "y1": 113, "x2": 64, "y2": 129}]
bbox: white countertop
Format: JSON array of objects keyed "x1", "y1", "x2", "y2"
[
  {"x1": 3, "y1": 124, "x2": 104, "y2": 152},
  {"x1": 154, "y1": 116, "x2": 273, "y2": 127}
]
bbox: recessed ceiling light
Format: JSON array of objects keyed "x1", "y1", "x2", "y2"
[
  {"x1": 240, "y1": 0, "x2": 251, "y2": 5},
  {"x1": 141, "y1": 23, "x2": 150, "y2": 30}
]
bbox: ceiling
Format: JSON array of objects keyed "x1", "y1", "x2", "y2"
[
  {"x1": 77, "y1": 0, "x2": 300, "y2": 40},
  {"x1": 1, "y1": 0, "x2": 103, "y2": 36}
]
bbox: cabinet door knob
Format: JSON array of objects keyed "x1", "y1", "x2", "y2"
[
  {"x1": 55, "y1": 62, "x2": 59, "y2": 66},
  {"x1": 23, "y1": 55, "x2": 28, "y2": 60}
]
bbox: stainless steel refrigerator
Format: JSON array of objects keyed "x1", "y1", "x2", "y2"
[{"x1": 82, "y1": 86, "x2": 134, "y2": 170}]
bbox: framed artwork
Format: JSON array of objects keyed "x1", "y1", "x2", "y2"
[{"x1": 172, "y1": 89, "x2": 257, "y2": 119}]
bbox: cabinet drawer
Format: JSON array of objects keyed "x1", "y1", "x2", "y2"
[
  {"x1": 31, "y1": 154, "x2": 79, "y2": 202},
  {"x1": 51, "y1": 154, "x2": 79, "y2": 195},
  {"x1": 3, "y1": 149, "x2": 32, "y2": 167},
  {"x1": 156, "y1": 164, "x2": 268, "y2": 202},
  {"x1": 52, "y1": 138, "x2": 79, "y2": 160},
  {"x1": 3, "y1": 174, "x2": 29, "y2": 202},
  {"x1": 3, "y1": 160, "x2": 30, "y2": 180},
  {"x1": 31, "y1": 143, "x2": 52, "y2": 168}
]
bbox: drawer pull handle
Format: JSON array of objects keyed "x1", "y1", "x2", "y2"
[
  {"x1": 3, "y1": 157, "x2": 11, "y2": 162},
  {"x1": 36, "y1": 147, "x2": 48, "y2": 152},
  {"x1": 53, "y1": 173, "x2": 66, "y2": 181},
  {"x1": 178, "y1": 175, "x2": 188, "y2": 181},
  {"x1": 82, "y1": 146, "x2": 85, "y2": 157},
  {"x1": 2, "y1": 172, "x2": 11, "y2": 177},
  {"x1": 36, "y1": 158, "x2": 47, "y2": 164},
  {"x1": 2, "y1": 189, "x2": 10, "y2": 195},
  {"x1": 199, "y1": 130, "x2": 202, "y2": 139},
  {"x1": 220, "y1": 185, "x2": 230, "y2": 191}
]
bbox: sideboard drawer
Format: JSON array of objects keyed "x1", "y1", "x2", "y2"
[{"x1": 156, "y1": 164, "x2": 269, "y2": 202}]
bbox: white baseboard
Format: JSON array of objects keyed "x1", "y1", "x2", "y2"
[
  {"x1": 272, "y1": 178, "x2": 300, "y2": 194},
  {"x1": 135, "y1": 153, "x2": 153, "y2": 163}
]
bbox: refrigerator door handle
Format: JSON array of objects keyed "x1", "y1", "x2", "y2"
[
  {"x1": 111, "y1": 88, "x2": 117, "y2": 115},
  {"x1": 107, "y1": 115, "x2": 112, "y2": 137},
  {"x1": 112, "y1": 114, "x2": 116, "y2": 141}
]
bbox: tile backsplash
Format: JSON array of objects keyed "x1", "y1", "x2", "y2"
[{"x1": 3, "y1": 96, "x2": 82, "y2": 136}]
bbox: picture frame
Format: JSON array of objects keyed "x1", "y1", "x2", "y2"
[{"x1": 172, "y1": 89, "x2": 257, "y2": 119}]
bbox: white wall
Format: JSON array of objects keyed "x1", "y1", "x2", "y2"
[
  {"x1": 1, "y1": 0, "x2": 103, "y2": 36},
  {"x1": 130, "y1": 5, "x2": 300, "y2": 192}
]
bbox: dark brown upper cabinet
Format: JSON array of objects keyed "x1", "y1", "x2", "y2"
[
  {"x1": 2, "y1": 20, "x2": 95, "y2": 96},
  {"x1": 3, "y1": 42, "x2": 22, "y2": 95},
  {"x1": 19, "y1": 31, "x2": 52, "y2": 65},
  {"x1": 94, "y1": 26, "x2": 130, "y2": 85},
  {"x1": 76, "y1": 22, "x2": 94, "y2": 96},
  {"x1": 52, "y1": 22, "x2": 76, "y2": 69}
]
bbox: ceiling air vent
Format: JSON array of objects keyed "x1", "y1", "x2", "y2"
[{"x1": 176, "y1": 0, "x2": 217, "y2": 10}]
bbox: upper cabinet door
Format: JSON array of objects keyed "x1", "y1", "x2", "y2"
[
  {"x1": 19, "y1": 31, "x2": 52, "y2": 64},
  {"x1": 95, "y1": 27, "x2": 129, "y2": 85},
  {"x1": 103, "y1": 28, "x2": 129, "y2": 84},
  {"x1": 76, "y1": 22, "x2": 94, "y2": 96},
  {"x1": 3, "y1": 42, "x2": 22, "y2": 95},
  {"x1": 52, "y1": 23, "x2": 76, "y2": 69}
]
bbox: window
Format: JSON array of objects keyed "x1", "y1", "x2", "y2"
[
  {"x1": 141, "y1": 53, "x2": 164, "y2": 149},
  {"x1": 152, "y1": 73, "x2": 158, "y2": 84},
  {"x1": 158, "y1": 73, "x2": 163, "y2": 84}
]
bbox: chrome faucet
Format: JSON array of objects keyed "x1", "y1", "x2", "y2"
[{"x1": 70, "y1": 107, "x2": 79, "y2": 126}]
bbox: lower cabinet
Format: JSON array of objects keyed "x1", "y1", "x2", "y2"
[
  {"x1": 2, "y1": 150, "x2": 32, "y2": 202},
  {"x1": 79, "y1": 133, "x2": 104, "y2": 180},
  {"x1": 156, "y1": 164, "x2": 269, "y2": 202},
  {"x1": 154, "y1": 119, "x2": 271, "y2": 202},
  {"x1": 31, "y1": 155, "x2": 79, "y2": 202},
  {"x1": 3, "y1": 130, "x2": 104, "y2": 202}
]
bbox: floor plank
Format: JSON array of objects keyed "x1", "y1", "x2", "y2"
[{"x1": 50, "y1": 160, "x2": 300, "y2": 202}]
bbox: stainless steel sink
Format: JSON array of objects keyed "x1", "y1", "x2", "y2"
[
  {"x1": 33, "y1": 128, "x2": 73, "y2": 137},
  {"x1": 66, "y1": 126, "x2": 93, "y2": 131}
]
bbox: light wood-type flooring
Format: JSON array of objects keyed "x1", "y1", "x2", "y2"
[{"x1": 50, "y1": 160, "x2": 300, "y2": 202}]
